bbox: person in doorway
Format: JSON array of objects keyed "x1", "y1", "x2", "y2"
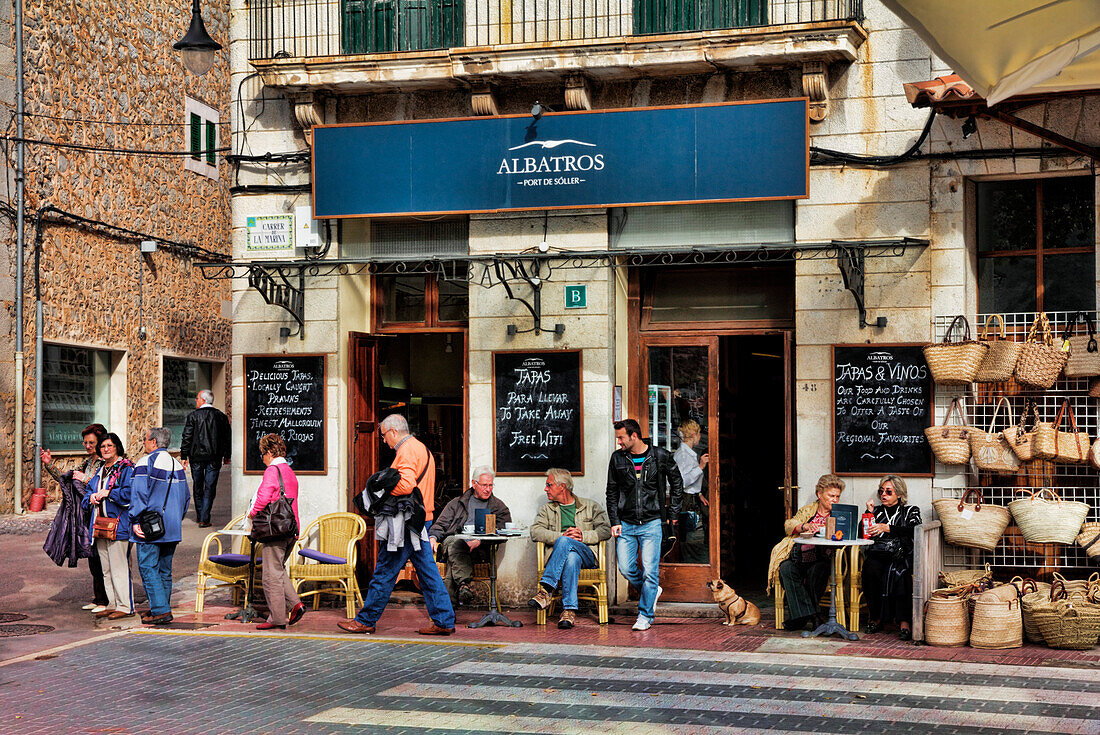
[
  {"x1": 766, "y1": 473, "x2": 844, "y2": 631},
  {"x1": 863, "y1": 475, "x2": 922, "y2": 641},
  {"x1": 81, "y1": 433, "x2": 135, "y2": 620},
  {"x1": 672, "y1": 420, "x2": 709, "y2": 563},
  {"x1": 339, "y1": 414, "x2": 455, "y2": 636},
  {"x1": 130, "y1": 427, "x2": 191, "y2": 625},
  {"x1": 248, "y1": 433, "x2": 305, "y2": 631},
  {"x1": 606, "y1": 418, "x2": 684, "y2": 632},
  {"x1": 429, "y1": 466, "x2": 512, "y2": 605},
  {"x1": 528, "y1": 468, "x2": 611, "y2": 629},
  {"x1": 180, "y1": 389, "x2": 231, "y2": 528},
  {"x1": 42, "y1": 423, "x2": 109, "y2": 613}
]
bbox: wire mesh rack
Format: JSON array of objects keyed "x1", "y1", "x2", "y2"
[{"x1": 931, "y1": 311, "x2": 1100, "y2": 574}]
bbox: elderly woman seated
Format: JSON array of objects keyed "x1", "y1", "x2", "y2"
[
  {"x1": 766, "y1": 474, "x2": 844, "y2": 631},
  {"x1": 863, "y1": 475, "x2": 922, "y2": 640}
]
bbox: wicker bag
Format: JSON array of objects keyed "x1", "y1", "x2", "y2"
[
  {"x1": 970, "y1": 587, "x2": 1023, "y2": 649},
  {"x1": 924, "y1": 588, "x2": 972, "y2": 647},
  {"x1": 939, "y1": 564, "x2": 993, "y2": 590},
  {"x1": 1061, "y1": 311, "x2": 1100, "y2": 378},
  {"x1": 1001, "y1": 399, "x2": 1039, "y2": 462},
  {"x1": 1053, "y1": 572, "x2": 1100, "y2": 598},
  {"x1": 1034, "y1": 599, "x2": 1100, "y2": 650},
  {"x1": 969, "y1": 397, "x2": 1020, "y2": 473},
  {"x1": 1008, "y1": 489, "x2": 1091, "y2": 544},
  {"x1": 1031, "y1": 400, "x2": 1090, "y2": 463},
  {"x1": 924, "y1": 398, "x2": 972, "y2": 465},
  {"x1": 1021, "y1": 580, "x2": 1066, "y2": 645},
  {"x1": 974, "y1": 315, "x2": 1022, "y2": 383},
  {"x1": 934, "y1": 490, "x2": 1010, "y2": 552},
  {"x1": 1014, "y1": 313, "x2": 1067, "y2": 389},
  {"x1": 1090, "y1": 377, "x2": 1100, "y2": 398},
  {"x1": 1090, "y1": 438, "x2": 1100, "y2": 471},
  {"x1": 924, "y1": 315, "x2": 988, "y2": 385},
  {"x1": 1076, "y1": 522, "x2": 1100, "y2": 560}
]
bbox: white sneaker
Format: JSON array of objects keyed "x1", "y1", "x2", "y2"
[
  {"x1": 655, "y1": 585, "x2": 663, "y2": 606},
  {"x1": 81, "y1": 603, "x2": 98, "y2": 611},
  {"x1": 632, "y1": 616, "x2": 652, "y2": 632},
  {"x1": 90, "y1": 605, "x2": 108, "y2": 614}
]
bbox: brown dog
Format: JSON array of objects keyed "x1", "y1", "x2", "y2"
[{"x1": 706, "y1": 579, "x2": 761, "y2": 626}]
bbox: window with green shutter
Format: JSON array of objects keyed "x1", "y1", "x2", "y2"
[
  {"x1": 342, "y1": 0, "x2": 461, "y2": 53},
  {"x1": 206, "y1": 120, "x2": 216, "y2": 166},
  {"x1": 190, "y1": 113, "x2": 202, "y2": 161},
  {"x1": 633, "y1": 0, "x2": 764, "y2": 34}
]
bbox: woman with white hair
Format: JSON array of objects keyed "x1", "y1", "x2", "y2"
[{"x1": 863, "y1": 475, "x2": 921, "y2": 640}]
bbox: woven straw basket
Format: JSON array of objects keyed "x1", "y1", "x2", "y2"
[
  {"x1": 1034, "y1": 600, "x2": 1100, "y2": 650},
  {"x1": 1062, "y1": 311, "x2": 1100, "y2": 378},
  {"x1": 925, "y1": 315, "x2": 988, "y2": 385},
  {"x1": 970, "y1": 588, "x2": 1023, "y2": 649},
  {"x1": 934, "y1": 490, "x2": 1010, "y2": 552},
  {"x1": 969, "y1": 397, "x2": 1020, "y2": 473},
  {"x1": 1053, "y1": 572, "x2": 1100, "y2": 598},
  {"x1": 1076, "y1": 522, "x2": 1100, "y2": 560},
  {"x1": 1014, "y1": 313, "x2": 1067, "y2": 389},
  {"x1": 924, "y1": 398, "x2": 972, "y2": 466},
  {"x1": 1031, "y1": 400, "x2": 1090, "y2": 464},
  {"x1": 974, "y1": 315, "x2": 1022, "y2": 383},
  {"x1": 1008, "y1": 489, "x2": 1091, "y2": 545},
  {"x1": 939, "y1": 564, "x2": 993, "y2": 589},
  {"x1": 1013, "y1": 579, "x2": 1052, "y2": 644},
  {"x1": 924, "y1": 590, "x2": 971, "y2": 647}
]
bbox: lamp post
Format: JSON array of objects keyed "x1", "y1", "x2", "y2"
[{"x1": 173, "y1": 0, "x2": 222, "y2": 76}]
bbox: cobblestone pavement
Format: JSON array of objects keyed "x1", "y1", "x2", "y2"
[{"x1": 1, "y1": 631, "x2": 1097, "y2": 735}]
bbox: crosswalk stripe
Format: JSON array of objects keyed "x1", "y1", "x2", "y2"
[
  {"x1": 379, "y1": 682, "x2": 1094, "y2": 734},
  {"x1": 442, "y1": 660, "x2": 1089, "y2": 707},
  {"x1": 305, "y1": 707, "x2": 848, "y2": 734}
]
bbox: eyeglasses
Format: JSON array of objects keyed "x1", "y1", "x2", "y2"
[
  {"x1": 379, "y1": 428, "x2": 391, "y2": 438},
  {"x1": 474, "y1": 481, "x2": 494, "y2": 488},
  {"x1": 880, "y1": 488, "x2": 895, "y2": 496},
  {"x1": 545, "y1": 482, "x2": 558, "y2": 488}
]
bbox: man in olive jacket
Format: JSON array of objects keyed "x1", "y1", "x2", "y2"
[{"x1": 527, "y1": 468, "x2": 612, "y2": 629}]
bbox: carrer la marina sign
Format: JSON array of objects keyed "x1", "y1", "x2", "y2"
[{"x1": 312, "y1": 100, "x2": 808, "y2": 218}]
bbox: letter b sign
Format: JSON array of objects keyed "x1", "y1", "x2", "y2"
[{"x1": 564, "y1": 285, "x2": 587, "y2": 309}]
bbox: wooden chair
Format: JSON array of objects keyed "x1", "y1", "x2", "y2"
[
  {"x1": 534, "y1": 539, "x2": 609, "y2": 625},
  {"x1": 195, "y1": 514, "x2": 261, "y2": 612},
  {"x1": 288, "y1": 512, "x2": 368, "y2": 619}
]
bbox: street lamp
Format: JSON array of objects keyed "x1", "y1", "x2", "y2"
[{"x1": 173, "y1": 0, "x2": 222, "y2": 76}]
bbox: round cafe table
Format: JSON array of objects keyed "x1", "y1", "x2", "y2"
[
  {"x1": 795, "y1": 536, "x2": 872, "y2": 641},
  {"x1": 453, "y1": 532, "x2": 525, "y2": 628}
]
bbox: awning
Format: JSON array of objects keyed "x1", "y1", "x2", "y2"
[{"x1": 882, "y1": 0, "x2": 1100, "y2": 105}]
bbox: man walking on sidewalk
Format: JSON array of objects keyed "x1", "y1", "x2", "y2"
[
  {"x1": 606, "y1": 418, "x2": 684, "y2": 631},
  {"x1": 180, "y1": 389, "x2": 231, "y2": 528}
]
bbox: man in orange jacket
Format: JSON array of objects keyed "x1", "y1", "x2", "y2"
[{"x1": 339, "y1": 414, "x2": 455, "y2": 636}]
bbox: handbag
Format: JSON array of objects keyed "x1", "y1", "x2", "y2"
[
  {"x1": 932, "y1": 490, "x2": 1010, "y2": 552},
  {"x1": 1061, "y1": 311, "x2": 1100, "y2": 378},
  {"x1": 1032, "y1": 399, "x2": 1089, "y2": 463},
  {"x1": 1001, "y1": 398, "x2": 1039, "y2": 461},
  {"x1": 923, "y1": 397, "x2": 972, "y2": 465},
  {"x1": 923, "y1": 315, "x2": 988, "y2": 385},
  {"x1": 251, "y1": 465, "x2": 298, "y2": 542},
  {"x1": 969, "y1": 397, "x2": 1020, "y2": 473},
  {"x1": 134, "y1": 461, "x2": 179, "y2": 543},
  {"x1": 91, "y1": 503, "x2": 119, "y2": 541},
  {"x1": 1014, "y1": 313, "x2": 1067, "y2": 389},
  {"x1": 974, "y1": 314, "x2": 1022, "y2": 383}
]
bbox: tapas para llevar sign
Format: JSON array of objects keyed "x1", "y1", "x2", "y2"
[{"x1": 311, "y1": 99, "x2": 808, "y2": 217}]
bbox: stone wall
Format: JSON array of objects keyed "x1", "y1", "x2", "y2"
[{"x1": 0, "y1": 0, "x2": 232, "y2": 511}]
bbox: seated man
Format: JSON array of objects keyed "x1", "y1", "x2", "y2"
[
  {"x1": 527, "y1": 467, "x2": 612, "y2": 629},
  {"x1": 429, "y1": 466, "x2": 511, "y2": 604}
]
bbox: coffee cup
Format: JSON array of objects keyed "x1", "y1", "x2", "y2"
[
  {"x1": 463, "y1": 524, "x2": 475, "y2": 534},
  {"x1": 505, "y1": 522, "x2": 516, "y2": 530}
]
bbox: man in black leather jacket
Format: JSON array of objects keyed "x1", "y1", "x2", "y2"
[
  {"x1": 180, "y1": 389, "x2": 231, "y2": 527},
  {"x1": 606, "y1": 418, "x2": 683, "y2": 631}
]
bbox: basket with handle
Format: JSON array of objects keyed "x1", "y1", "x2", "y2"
[
  {"x1": 1061, "y1": 311, "x2": 1100, "y2": 378},
  {"x1": 1031, "y1": 399, "x2": 1089, "y2": 464},
  {"x1": 975, "y1": 314, "x2": 1022, "y2": 383},
  {"x1": 969, "y1": 397, "x2": 1021, "y2": 473},
  {"x1": 1008, "y1": 489, "x2": 1091, "y2": 545},
  {"x1": 938, "y1": 564, "x2": 993, "y2": 589},
  {"x1": 923, "y1": 586, "x2": 973, "y2": 647},
  {"x1": 1001, "y1": 398, "x2": 1039, "y2": 462},
  {"x1": 1034, "y1": 599, "x2": 1100, "y2": 650},
  {"x1": 1052, "y1": 572, "x2": 1099, "y2": 598},
  {"x1": 969, "y1": 586, "x2": 1023, "y2": 649},
  {"x1": 933, "y1": 489, "x2": 1011, "y2": 552},
  {"x1": 924, "y1": 315, "x2": 988, "y2": 385},
  {"x1": 1076, "y1": 522, "x2": 1100, "y2": 560},
  {"x1": 1022, "y1": 579, "x2": 1067, "y2": 645},
  {"x1": 924, "y1": 398, "x2": 972, "y2": 466},
  {"x1": 1014, "y1": 313, "x2": 1067, "y2": 389}
]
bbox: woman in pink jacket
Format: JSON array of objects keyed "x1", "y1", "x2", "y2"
[{"x1": 249, "y1": 433, "x2": 305, "y2": 630}]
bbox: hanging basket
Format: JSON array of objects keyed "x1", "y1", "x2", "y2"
[
  {"x1": 1014, "y1": 312, "x2": 1067, "y2": 389},
  {"x1": 1031, "y1": 400, "x2": 1090, "y2": 464},
  {"x1": 1076, "y1": 522, "x2": 1100, "y2": 560},
  {"x1": 934, "y1": 490, "x2": 1011, "y2": 552},
  {"x1": 969, "y1": 397, "x2": 1021, "y2": 473},
  {"x1": 924, "y1": 398, "x2": 973, "y2": 466},
  {"x1": 974, "y1": 314, "x2": 1022, "y2": 383},
  {"x1": 924, "y1": 315, "x2": 988, "y2": 385},
  {"x1": 1008, "y1": 489, "x2": 1091, "y2": 545},
  {"x1": 970, "y1": 587, "x2": 1023, "y2": 649},
  {"x1": 924, "y1": 589, "x2": 972, "y2": 647},
  {"x1": 1061, "y1": 311, "x2": 1100, "y2": 378}
]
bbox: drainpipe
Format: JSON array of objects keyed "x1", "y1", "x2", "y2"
[
  {"x1": 33, "y1": 209, "x2": 45, "y2": 490},
  {"x1": 12, "y1": 0, "x2": 26, "y2": 513}
]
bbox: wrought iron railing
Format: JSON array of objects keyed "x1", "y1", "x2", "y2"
[{"x1": 247, "y1": 0, "x2": 862, "y2": 59}]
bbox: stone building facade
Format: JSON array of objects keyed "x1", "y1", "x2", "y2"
[
  {"x1": 0, "y1": 0, "x2": 232, "y2": 511},
  {"x1": 227, "y1": 0, "x2": 1100, "y2": 605}
]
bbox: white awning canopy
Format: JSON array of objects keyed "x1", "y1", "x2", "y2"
[{"x1": 883, "y1": 0, "x2": 1100, "y2": 105}]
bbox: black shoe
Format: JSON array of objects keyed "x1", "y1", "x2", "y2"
[
  {"x1": 783, "y1": 615, "x2": 806, "y2": 632},
  {"x1": 899, "y1": 627, "x2": 912, "y2": 642},
  {"x1": 866, "y1": 620, "x2": 881, "y2": 634},
  {"x1": 457, "y1": 584, "x2": 476, "y2": 605}
]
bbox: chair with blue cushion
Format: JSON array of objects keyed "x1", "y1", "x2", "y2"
[
  {"x1": 195, "y1": 514, "x2": 262, "y2": 612},
  {"x1": 288, "y1": 512, "x2": 368, "y2": 618}
]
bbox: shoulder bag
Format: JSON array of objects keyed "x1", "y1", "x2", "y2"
[
  {"x1": 923, "y1": 397, "x2": 972, "y2": 465},
  {"x1": 1014, "y1": 313, "x2": 1067, "y2": 389},
  {"x1": 134, "y1": 459, "x2": 180, "y2": 543},
  {"x1": 92, "y1": 502, "x2": 119, "y2": 541},
  {"x1": 1061, "y1": 311, "x2": 1100, "y2": 378},
  {"x1": 923, "y1": 315, "x2": 988, "y2": 385},
  {"x1": 251, "y1": 465, "x2": 299, "y2": 542},
  {"x1": 974, "y1": 314, "x2": 1022, "y2": 383},
  {"x1": 1001, "y1": 398, "x2": 1039, "y2": 461},
  {"x1": 1032, "y1": 399, "x2": 1090, "y2": 463},
  {"x1": 969, "y1": 397, "x2": 1020, "y2": 473}
]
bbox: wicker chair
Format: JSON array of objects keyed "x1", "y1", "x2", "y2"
[
  {"x1": 195, "y1": 514, "x2": 261, "y2": 612},
  {"x1": 534, "y1": 539, "x2": 609, "y2": 625},
  {"x1": 287, "y1": 512, "x2": 367, "y2": 619},
  {"x1": 773, "y1": 545, "x2": 862, "y2": 630}
]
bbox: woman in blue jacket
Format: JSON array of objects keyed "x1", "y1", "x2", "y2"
[{"x1": 83, "y1": 433, "x2": 135, "y2": 619}]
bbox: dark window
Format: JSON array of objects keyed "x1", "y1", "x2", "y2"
[
  {"x1": 342, "y1": 0, "x2": 462, "y2": 53},
  {"x1": 976, "y1": 177, "x2": 1095, "y2": 314},
  {"x1": 42, "y1": 346, "x2": 111, "y2": 452},
  {"x1": 633, "y1": 0, "x2": 765, "y2": 34},
  {"x1": 379, "y1": 276, "x2": 468, "y2": 328}
]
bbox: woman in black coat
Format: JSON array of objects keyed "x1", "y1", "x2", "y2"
[{"x1": 863, "y1": 475, "x2": 922, "y2": 640}]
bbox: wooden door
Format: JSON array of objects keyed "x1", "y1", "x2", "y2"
[{"x1": 349, "y1": 332, "x2": 380, "y2": 578}]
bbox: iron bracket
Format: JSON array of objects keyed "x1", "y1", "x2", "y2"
[
  {"x1": 837, "y1": 245, "x2": 882, "y2": 329},
  {"x1": 247, "y1": 264, "x2": 305, "y2": 339},
  {"x1": 492, "y1": 257, "x2": 564, "y2": 336}
]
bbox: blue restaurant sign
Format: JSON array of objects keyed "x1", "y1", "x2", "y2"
[{"x1": 312, "y1": 99, "x2": 808, "y2": 217}]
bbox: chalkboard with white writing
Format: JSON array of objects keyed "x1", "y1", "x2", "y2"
[
  {"x1": 833, "y1": 344, "x2": 934, "y2": 477},
  {"x1": 244, "y1": 354, "x2": 326, "y2": 474},
  {"x1": 494, "y1": 350, "x2": 584, "y2": 475}
]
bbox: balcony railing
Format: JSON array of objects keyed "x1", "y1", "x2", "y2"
[{"x1": 248, "y1": 0, "x2": 862, "y2": 59}]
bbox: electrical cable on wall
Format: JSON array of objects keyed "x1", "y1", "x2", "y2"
[{"x1": 0, "y1": 134, "x2": 229, "y2": 157}]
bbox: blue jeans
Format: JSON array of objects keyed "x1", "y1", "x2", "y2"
[
  {"x1": 355, "y1": 529, "x2": 455, "y2": 629},
  {"x1": 190, "y1": 461, "x2": 221, "y2": 524},
  {"x1": 616, "y1": 519, "x2": 662, "y2": 620},
  {"x1": 540, "y1": 536, "x2": 597, "y2": 611},
  {"x1": 136, "y1": 542, "x2": 177, "y2": 616}
]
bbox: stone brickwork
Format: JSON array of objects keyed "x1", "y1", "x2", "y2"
[{"x1": 0, "y1": 0, "x2": 232, "y2": 511}]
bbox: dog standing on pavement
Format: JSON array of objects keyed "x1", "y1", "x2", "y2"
[{"x1": 706, "y1": 579, "x2": 761, "y2": 626}]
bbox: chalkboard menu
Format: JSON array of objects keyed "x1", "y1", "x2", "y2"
[
  {"x1": 833, "y1": 344, "x2": 933, "y2": 477},
  {"x1": 244, "y1": 354, "x2": 326, "y2": 474},
  {"x1": 494, "y1": 350, "x2": 584, "y2": 475}
]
